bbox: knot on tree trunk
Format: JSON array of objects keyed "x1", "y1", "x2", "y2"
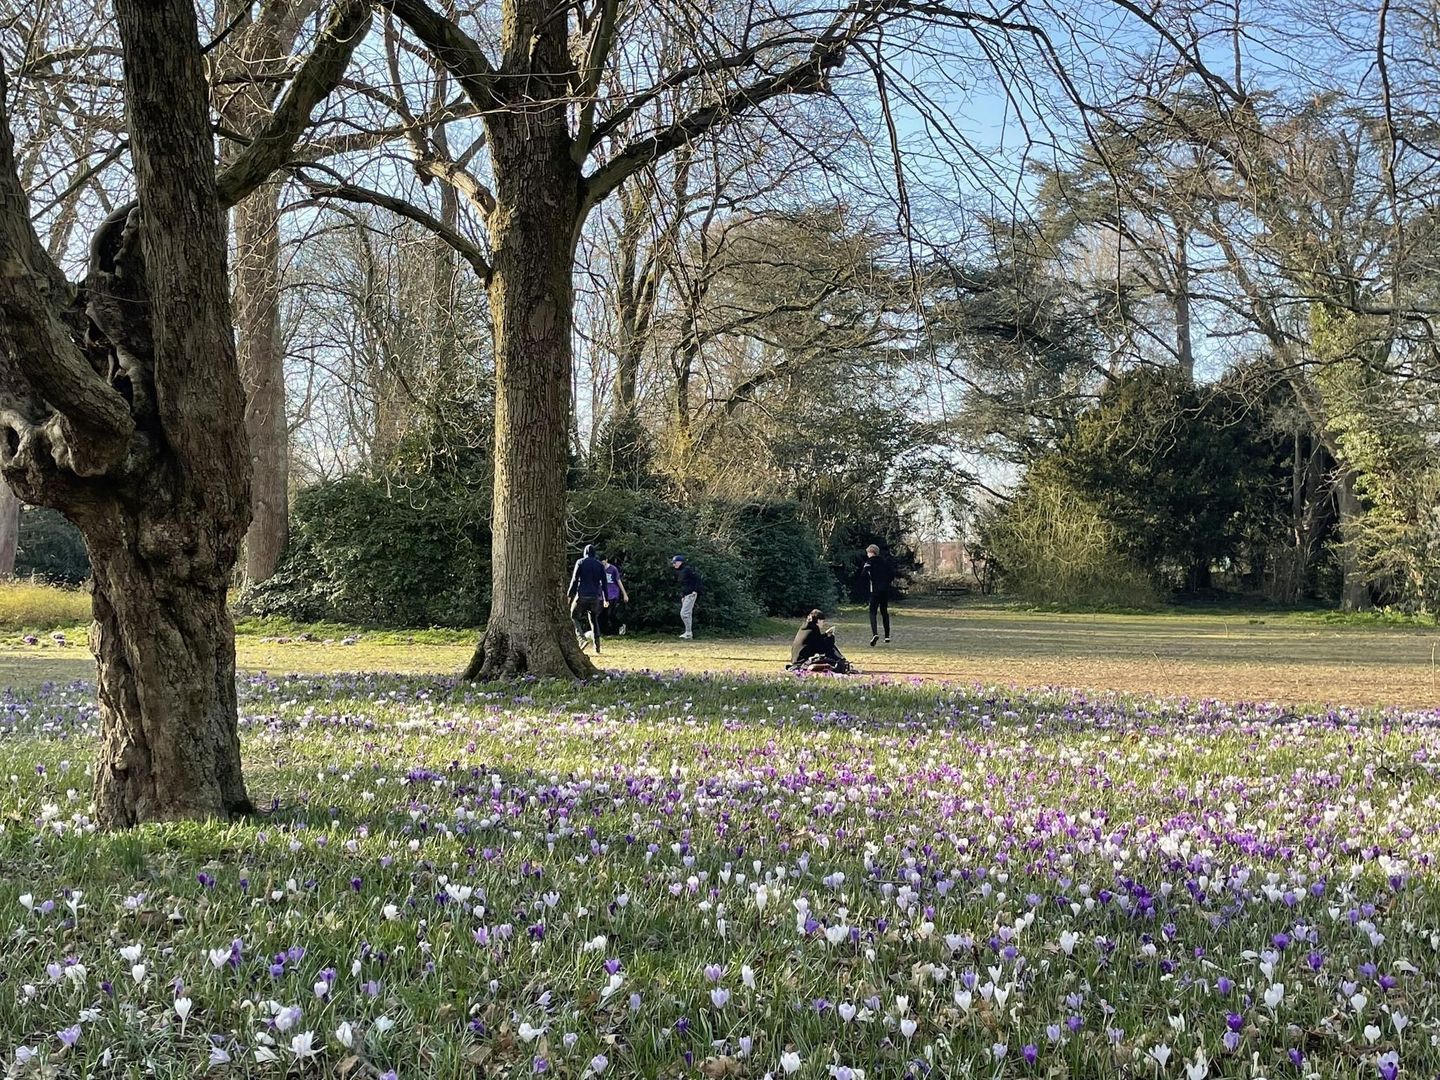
[{"x1": 86, "y1": 202, "x2": 158, "y2": 425}]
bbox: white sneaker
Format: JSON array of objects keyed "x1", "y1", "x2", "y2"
[
  {"x1": 679, "y1": 632, "x2": 693, "y2": 640},
  {"x1": 584, "y1": 630, "x2": 594, "y2": 642}
]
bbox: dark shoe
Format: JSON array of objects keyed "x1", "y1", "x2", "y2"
[
  {"x1": 869, "y1": 635, "x2": 879, "y2": 647},
  {"x1": 884, "y1": 637, "x2": 891, "y2": 644}
]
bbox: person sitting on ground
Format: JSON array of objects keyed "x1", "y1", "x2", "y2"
[{"x1": 788, "y1": 609, "x2": 852, "y2": 673}]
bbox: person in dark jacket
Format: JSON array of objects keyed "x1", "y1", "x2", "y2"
[
  {"x1": 789, "y1": 609, "x2": 850, "y2": 672},
  {"x1": 601, "y1": 555, "x2": 630, "y2": 636},
  {"x1": 671, "y1": 554, "x2": 702, "y2": 639},
  {"x1": 861, "y1": 543, "x2": 894, "y2": 646},
  {"x1": 568, "y1": 543, "x2": 609, "y2": 653}
]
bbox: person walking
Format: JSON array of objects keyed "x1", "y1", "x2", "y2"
[
  {"x1": 671, "y1": 554, "x2": 702, "y2": 639},
  {"x1": 567, "y1": 543, "x2": 608, "y2": 653},
  {"x1": 861, "y1": 543, "x2": 894, "y2": 646},
  {"x1": 602, "y1": 555, "x2": 629, "y2": 637}
]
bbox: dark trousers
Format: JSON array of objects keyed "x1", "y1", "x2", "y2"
[
  {"x1": 601, "y1": 600, "x2": 625, "y2": 635},
  {"x1": 869, "y1": 590, "x2": 891, "y2": 638},
  {"x1": 572, "y1": 595, "x2": 604, "y2": 652}
]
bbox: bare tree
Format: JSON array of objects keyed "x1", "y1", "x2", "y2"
[
  {"x1": 213, "y1": 1, "x2": 326, "y2": 584},
  {"x1": 0, "y1": 0, "x2": 366, "y2": 826},
  {"x1": 283, "y1": 206, "x2": 492, "y2": 477},
  {"x1": 297, "y1": 0, "x2": 1088, "y2": 678}
]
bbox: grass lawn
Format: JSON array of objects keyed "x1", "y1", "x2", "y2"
[
  {"x1": 2, "y1": 600, "x2": 1439, "y2": 1076},
  {"x1": 1, "y1": 670, "x2": 1438, "y2": 1077},
  {"x1": 3, "y1": 600, "x2": 1435, "y2": 708}
]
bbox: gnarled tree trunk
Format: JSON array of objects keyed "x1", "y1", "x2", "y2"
[
  {"x1": 0, "y1": 0, "x2": 365, "y2": 827},
  {"x1": 90, "y1": 504, "x2": 248, "y2": 824}
]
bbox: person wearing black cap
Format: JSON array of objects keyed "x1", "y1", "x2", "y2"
[
  {"x1": 671, "y1": 554, "x2": 702, "y2": 639},
  {"x1": 568, "y1": 543, "x2": 609, "y2": 653}
]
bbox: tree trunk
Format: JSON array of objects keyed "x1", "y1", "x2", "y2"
[
  {"x1": 90, "y1": 506, "x2": 249, "y2": 825},
  {"x1": 1, "y1": 0, "x2": 362, "y2": 829},
  {"x1": 612, "y1": 179, "x2": 647, "y2": 427},
  {"x1": 233, "y1": 176, "x2": 289, "y2": 583},
  {"x1": 673, "y1": 338, "x2": 696, "y2": 433},
  {"x1": 463, "y1": 108, "x2": 594, "y2": 679},
  {"x1": 1336, "y1": 467, "x2": 1372, "y2": 612},
  {"x1": 214, "y1": 3, "x2": 310, "y2": 585},
  {"x1": 0, "y1": 482, "x2": 18, "y2": 577},
  {"x1": 1174, "y1": 223, "x2": 1194, "y2": 383}
]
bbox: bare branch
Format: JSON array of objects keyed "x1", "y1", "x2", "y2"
[
  {"x1": 573, "y1": 0, "x2": 622, "y2": 160},
  {"x1": 380, "y1": 0, "x2": 503, "y2": 115},
  {"x1": 216, "y1": 0, "x2": 372, "y2": 208},
  {"x1": 581, "y1": 32, "x2": 851, "y2": 217},
  {"x1": 295, "y1": 165, "x2": 493, "y2": 282}
]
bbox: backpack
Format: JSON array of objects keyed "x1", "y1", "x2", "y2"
[{"x1": 788, "y1": 655, "x2": 854, "y2": 676}]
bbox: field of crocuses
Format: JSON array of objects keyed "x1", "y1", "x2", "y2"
[{"x1": 2, "y1": 670, "x2": 1440, "y2": 1078}]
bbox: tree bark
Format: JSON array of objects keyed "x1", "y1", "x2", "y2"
[
  {"x1": 87, "y1": 0, "x2": 254, "y2": 826},
  {"x1": 462, "y1": 58, "x2": 594, "y2": 679},
  {"x1": 0, "y1": 483, "x2": 18, "y2": 577},
  {"x1": 90, "y1": 504, "x2": 248, "y2": 824},
  {"x1": 1173, "y1": 223, "x2": 1194, "y2": 383},
  {"x1": 232, "y1": 176, "x2": 289, "y2": 583},
  {"x1": 1336, "y1": 467, "x2": 1372, "y2": 612}
]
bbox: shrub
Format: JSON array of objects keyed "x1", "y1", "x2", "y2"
[
  {"x1": 827, "y1": 516, "x2": 921, "y2": 603},
  {"x1": 568, "y1": 487, "x2": 760, "y2": 634},
  {"x1": 242, "y1": 468, "x2": 491, "y2": 628},
  {"x1": 698, "y1": 501, "x2": 836, "y2": 617},
  {"x1": 15, "y1": 506, "x2": 90, "y2": 585},
  {"x1": 980, "y1": 472, "x2": 1159, "y2": 608}
]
